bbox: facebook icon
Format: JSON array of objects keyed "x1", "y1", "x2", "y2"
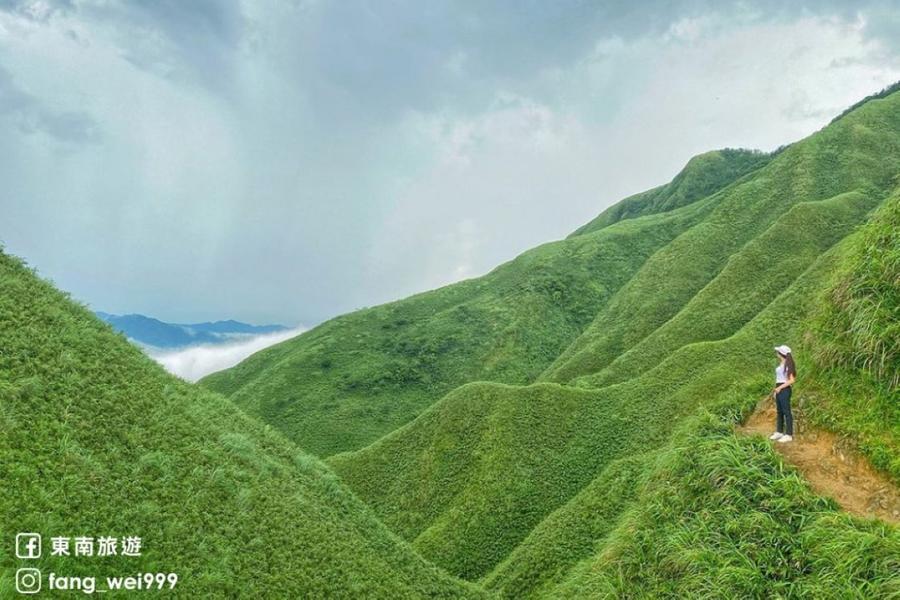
[{"x1": 16, "y1": 533, "x2": 41, "y2": 559}]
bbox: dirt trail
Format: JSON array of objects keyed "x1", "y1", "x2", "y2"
[{"x1": 738, "y1": 399, "x2": 899, "y2": 525}]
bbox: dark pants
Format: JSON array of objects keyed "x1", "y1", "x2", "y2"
[{"x1": 775, "y1": 385, "x2": 793, "y2": 435}]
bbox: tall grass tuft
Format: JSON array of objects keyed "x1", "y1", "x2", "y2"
[{"x1": 810, "y1": 191, "x2": 900, "y2": 391}]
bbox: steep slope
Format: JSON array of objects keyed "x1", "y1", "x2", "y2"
[
  {"x1": 202, "y1": 88, "x2": 899, "y2": 461},
  {"x1": 738, "y1": 399, "x2": 900, "y2": 524},
  {"x1": 803, "y1": 192, "x2": 900, "y2": 481},
  {"x1": 547, "y1": 413, "x2": 899, "y2": 599},
  {"x1": 475, "y1": 453, "x2": 651, "y2": 597},
  {"x1": 489, "y1": 409, "x2": 899, "y2": 599},
  {"x1": 480, "y1": 186, "x2": 900, "y2": 599},
  {"x1": 569, "y1": 148, "x2": 773, "y2": 237},
  {"x1": 328, "y1": 243, "x2": 849, "y2": 580},
  {"x1": 541, "y1": 209, "x2": 900, "y2": 597},
  {"x1": 569, "y1": 189, "x2": 879, "y2": 389},
  {"x1": 0, "y1": 251, "x2": 483, "y2": 598},
  {"x1": 327, "y1": 88, "x2": 900, "y2": 585},
  {"x1": 201, "y1": 194, "x2": 711, "y2": 456}
]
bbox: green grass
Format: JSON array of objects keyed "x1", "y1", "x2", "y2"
[
  {"x1": 569, "y1": 189, "x2": 881, "y2": 389},
  {"x1": 329, "y1": 243, "x2": 850, "y2": 581},
  {"x1": 799, "y1": 190, "x2": 900, "y2": 482},
  {"x1": 0, "y1": 251, "x2": 484, "y2": 598},
  {"x1": 549, "y1": 412, "x2": 900, "y2": 599},
  {"x1": 482, "y1": 375, "x2": 900, "y2": 598},
  {"x1": 808, "y1": 190, "x2": 900, "y2": 390},
  {"x1": 481, "y1": 453, "x2": 651, "y2": 598},
  {"x1": 325, "y1": 88, "x2": 900, "y2": 588}
]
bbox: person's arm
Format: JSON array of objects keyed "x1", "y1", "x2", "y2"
[{"x1": 774, "y1": 373, "x2": 796, "y2": 393}]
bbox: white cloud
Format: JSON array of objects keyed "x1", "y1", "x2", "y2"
[{"x1": 147, "y1": 327, "x2": 305, "y2": 382}]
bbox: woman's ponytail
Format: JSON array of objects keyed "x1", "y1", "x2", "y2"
[{"x1": 784, "y1": 352, "x2": 797, "y2": 379}]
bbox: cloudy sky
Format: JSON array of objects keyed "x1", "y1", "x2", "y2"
[{"x1": 2, "y1": 1, "x2": 900, "y2": 327}]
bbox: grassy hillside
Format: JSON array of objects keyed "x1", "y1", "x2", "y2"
[
  {"x1": 486, "y1": 401, "x2": 899, "y2": 598},
  {"x1": 546, "y1": 410, "x2": 899, "y2": 598},
  {"x1": 568, "y1": 189, "x2": 879, "y2": 389},
  {"x1": 569, "y1": 148, "x2": 773, "y2": 237},
  {"x1": 0, "y1": 251, "x2": 483, "y2": 598},
  {"x1": 328, "y1": 243, "x2": 853, "y2": 581},
  {"x1": 486, "y1": 207, "x2": 900, "y2": 597},
  {"x1": 201, "y1": 191, "x2": 713, "y2": 456},
  {"x1": 478, "y1": 452, "x2": 650, "y2": 597},
  {"x1": 802, "y1": 191, "x2": 900, "y2": 481},
  {"x1": 328, "y1": 191, "x2": 900, "y2": 597},
  {"x1": 540, "y1": 217, "x2": 900, "y2": 597},
  {"x1": 327, "y1": 88, "x2": 900, "y2": 588},
  {"x1": 809, "y1": 189, "x2": 899, "y2": 390}
]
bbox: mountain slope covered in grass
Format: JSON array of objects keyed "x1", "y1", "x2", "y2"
[
  {"x1": 562, "y1": 189, "x2": 878, "y2": 389},
  {"x1": 802, "y1": 192, "x2": 900, "y2": 481},
  {"x1": 0, "y1": 252, "x2": 483, "y2": 598},
  {"x1": 545, "y1": 408, "x2": 899, "y2": 599},
  {"x1": 530, "y1": 196, "x2": 900, "y2": 598},
  {"x1": 328, "y1": 242, "x2": 848, "y2": 580},
  {"x1": 322, "y1": 87, "x2": 900, "y2": 590},
  {"x1": 203, "y1": 89, "x2": 899, "y2": 462},
  {"x1": 542, "y1": 92, "x2": 900, "y2": 385}
]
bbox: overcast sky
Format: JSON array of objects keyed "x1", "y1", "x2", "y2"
[{"x1": 2, "y1": 1, "x2": 900, "y2": 326}]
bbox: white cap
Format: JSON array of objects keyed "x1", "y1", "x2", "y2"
[{"x1": 774, "y1": 344, "x2": 792, "y2": 355}]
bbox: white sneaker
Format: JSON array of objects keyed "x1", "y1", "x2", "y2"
[
  {"x1": 777, "y1": 435, "x2": 793, "y2": 443},
  {"x1": 769, "y1": 432, "x2": 783, "y2": 440}
]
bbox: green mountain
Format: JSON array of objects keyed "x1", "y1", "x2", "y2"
[
  {"x1": 327, "y1": 240, "x2": 855, "y2": 582},
  {"x1": 0, "y1": 253, "x2": 483, "y2": 598},
  {"x1": 205, "y1": 85, "x2": 900, "y2": 595}
]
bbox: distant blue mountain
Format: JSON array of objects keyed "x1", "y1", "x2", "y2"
[
  {"x1": 96, "y1": 312, "x2": 287, "y2": 349},
  {"x1": 184, "y1": 319, "x2": 287, "y2": 335}
]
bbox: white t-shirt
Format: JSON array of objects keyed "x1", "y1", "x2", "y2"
[{"x1": 775, "y1": 362, "x2": 789, "y2": 383}]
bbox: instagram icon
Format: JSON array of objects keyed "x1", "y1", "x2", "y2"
[{"x1": 16, "y1": 568, "x2": 42, "y2": 594}]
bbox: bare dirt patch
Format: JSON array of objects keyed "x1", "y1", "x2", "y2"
[{"x1": 738, "y1": 398, "x2": 900, "y2": 525}]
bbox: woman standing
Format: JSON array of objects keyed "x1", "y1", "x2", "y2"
[{"x1": 770, "y1": 344, "x2": 797, "y2": 443}]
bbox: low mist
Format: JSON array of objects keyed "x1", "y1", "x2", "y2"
[{"x1": 147, "y1": 328, "x2": 305, "y2": 382}]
